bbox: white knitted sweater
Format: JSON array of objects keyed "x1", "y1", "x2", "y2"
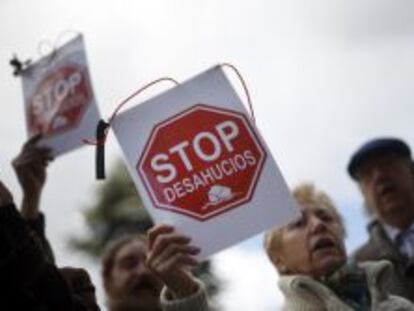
[{"x1": 278, "y1": 260, "x2": 414, "y2": 311}]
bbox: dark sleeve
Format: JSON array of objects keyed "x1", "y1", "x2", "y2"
[
  {"x1": 0, "y1": 203, "x2": 46, "y2": 288},
  {"x1": 25, "y1": 211, "x2": 56, "y2": 263},
  {"x1": 0, "y1": 203, "x2": 75, "y2": 310}
]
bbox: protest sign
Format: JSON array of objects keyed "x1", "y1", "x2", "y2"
[
  {"x1": 112, "y1": 65, "x2": 299, "y2": 258},
  {"x1": 21, "y1": 35, "x2": 100, "y2": 156}
]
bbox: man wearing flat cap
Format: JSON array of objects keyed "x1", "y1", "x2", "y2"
[{"x1": 348, "y1": 137, "x2": 414, "y2": 301}]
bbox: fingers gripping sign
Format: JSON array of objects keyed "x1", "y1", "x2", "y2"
[
  {"x1": 146, "y1": 225, "x2": 201, "y2": 299},
  {"x1": 13, "y1": 135, "x2": 54, "y2": 187},
  {"x1": 12, "y1": 134, "x2": 54, "y2": 219}
]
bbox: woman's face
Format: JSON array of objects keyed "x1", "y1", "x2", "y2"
[{"x1": 275, "y1": 203, "x2": 346, "y2": 278}]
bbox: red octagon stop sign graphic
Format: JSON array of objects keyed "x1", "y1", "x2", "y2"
[
  {"x1": 137, "y1": 104, "x2": 267, "y2": 221},
  {"x1": 27, "y1": 65, "x2": 91, "y2": 136}
]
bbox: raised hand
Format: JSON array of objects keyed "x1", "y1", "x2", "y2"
[
  {"x1": 12, "y1": 135, "x2": 53, "y2": 219},
  {"x1": 146, "y1": 224, "x2": 201, "y2": 298}
]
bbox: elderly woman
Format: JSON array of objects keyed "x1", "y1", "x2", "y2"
[
  {"x1": 145, "y1": 183, "x2": 414, "y2": 310},
  {"x1": 264, "y1": 183, "x2": 414, "y2": 311}
]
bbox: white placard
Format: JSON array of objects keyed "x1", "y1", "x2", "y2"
[
  {"x1": 112, "y1": 65, "x2": 299, "y2": 259},
  {"x1": 21, "y1": 35, "x2": 100, "y2": 156}
]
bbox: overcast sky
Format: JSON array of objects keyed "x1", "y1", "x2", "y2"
[{"x1": 1, "y1": 0, "x2": 414, "y2": 309}]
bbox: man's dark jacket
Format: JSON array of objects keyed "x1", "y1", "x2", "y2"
[{"x1": 353, "y1": 220, "x2": 414, "y2": 301}]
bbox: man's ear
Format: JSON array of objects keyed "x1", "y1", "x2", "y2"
[{"x1": 357, "y1": 182, "x2": 376, "y2": 217}]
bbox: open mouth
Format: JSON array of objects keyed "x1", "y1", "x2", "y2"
[{"x1": 311, "y1": 237, "x2": 337, "y2": 253}]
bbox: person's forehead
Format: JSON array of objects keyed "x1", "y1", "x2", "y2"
[
  {"x1": 300, "y1": 204, "x2": 340, "y2": 222},
  {"x1": 298, "y1": 203, "x2": 331, "y2": 214},
  {"x1": 115, "y1": 239, "x2": 148, "y2": 261}
]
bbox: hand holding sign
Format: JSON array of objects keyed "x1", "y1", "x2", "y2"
[
  {"x1": 146, "y1": 224, "x2": 201, "y2": 299},
  {"x1": 12, "y1": 135, "x2": 54, "y2": 219}
]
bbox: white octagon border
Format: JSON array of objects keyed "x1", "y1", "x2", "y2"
[{"x1": 137, "y1": 104, "x2": 267, "y2": 221}]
